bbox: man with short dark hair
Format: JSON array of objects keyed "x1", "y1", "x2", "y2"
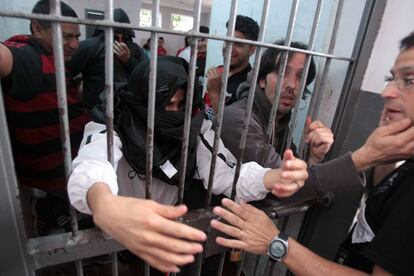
[
  {"x1": 178, "y1": 25, "x2": 210, "y2": 87},
  {"x1": 157, "y1": 36, "x2": 167, "y2": 56},
  {"x1": 0, "y1": 0, "x2": 90, "y2": 235},
  {"x1": 220, "y1": 41, "x2": 333, "y2": 168},
  {"x1": 205, "y1": 15, "x2": 259, "y2": 111},
  {"x1": 211, "y1": 31, "x2": 414, "y2": 276}
]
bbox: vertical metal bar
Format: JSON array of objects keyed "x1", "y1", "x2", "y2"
[
  {"x1": 205, "y1": 0, "x2": 239, "y2": 207},
  {"x1": 298, "y1": 0, "x2": 344, "y2": 156},
  {"x1": 195, "y1": 253, "x2": 204, "y2": 276},
  {"x1": 0, "y1": 85, "x2": 33, "y2": 275},
  {"x1": 50, "y1": 1, "x2": 83, "y2": 275},
  {"x1": 177, "y1": 0, "x2": 202, "y2": 204},
  {"x1": 263, "y1": 0, "x2": 299, "y2": 163},
  {"x1": 252, "y1": 254, "x2": 261, "y2": 276},
  {"x1": 105, "y1": 1, "x2": 114, "y2": 166},
  {"x1": 310, "y1": 0, "x2": 344, "y2": 120},
  {"x1": 145, "y1": 3, "x2": 160, "y2": 275},
  {"x1": 330, "y1": 0, "x2": 376, "y2": 138},
  {"x1": 285, "y1": 0, "x2": 325, "y2": 153},
  {"x1": 146, "y1": 0, "x2": 160, "y2": 202},
  {"x1": 216, "y1": 252, "x2": 226, "y2": 276},
  {"x1": 235, "y1": 251, "x2": 245, "y2": 276},
  {"x1": 263, "y1": 259, "x2": 276, "y2": 275},
  {"x1": 230, "y1": 0, "x2": 271, "y2": 199},
  {"x1": 103, "y1": 1, "x2": 118, "y2": 274}
]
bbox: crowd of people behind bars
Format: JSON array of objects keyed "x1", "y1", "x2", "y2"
[{"x1": 1, "y1": 0, "x2": 414, "y2": 275}]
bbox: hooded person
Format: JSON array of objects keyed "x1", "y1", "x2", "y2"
[
  {"x1": 67, "y1": 56, "x2": 308, "y2": 273},
  {"x1": 68, "y1": 55, "x2": 309, "y2": 216},
  {"x1": 114, "y1": 56, "x2": 204, "y2": 188},
  {"x1": 70, "y1": 8, "x2": 147, "y2": 109}
]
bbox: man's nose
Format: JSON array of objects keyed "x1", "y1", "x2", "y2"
[
  {"x1": 68, "y1": 37, "x2": 79, "y2": 50},
  {"x1": 381, "y1": 83, "x2": 399, "y2": 99},
  {"x1": 285, "y1": 73, "x2": 299, "y2": 92}
]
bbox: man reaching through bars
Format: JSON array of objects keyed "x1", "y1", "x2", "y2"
[
  {"x1": 218, "y1": 41, "x2": 334, "y2": 168},
  {"x1": 211, "y1": 31, "x2": 414, "y2": 276},
  {"x1": 68, "y1": 56, "x2": 309, "y2": 273},
  {"x1": 0, "y1": 0, "x2": 90, "y2": 236}
]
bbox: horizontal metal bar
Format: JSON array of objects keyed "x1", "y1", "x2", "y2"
[
  {"x1": 25, "y1": 199, "x2": 323, "y2": 269},
  {"x1": 26, "y1": 228, "x2": 124, "y2": 270},
  {"x1": 0, "y1": 11, "x2": 354, "y2": 62}
]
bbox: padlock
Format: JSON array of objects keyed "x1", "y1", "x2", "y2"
[{"x1": 230, "y1": 249, "x2": 242, "y2": 262}]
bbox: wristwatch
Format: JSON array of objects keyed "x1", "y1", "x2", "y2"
[{"x1": 268, "y1": 232, "x2": 289, "y2": 262}]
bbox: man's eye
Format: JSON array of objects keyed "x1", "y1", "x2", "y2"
[{"x1": 403, "y1": 77, "x2": 414, "y2": 86}]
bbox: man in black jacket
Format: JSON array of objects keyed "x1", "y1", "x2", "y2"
[{"x1": 71, "y1": 8, "x2": 146, "y2": 110}]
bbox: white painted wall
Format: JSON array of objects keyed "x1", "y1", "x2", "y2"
[
  {"x1": 69, "y1": 0, "x2": 142, "y2": 42},
  {"x1": 136, "y1": 3, "x2": 211, "y2": 55},
  {"x1": 362, "y1": 0, "x2": 414, "y2": 94},
  {"x1": 0, "y1": 0, "x2": 142, "y2": 42},
  {"x1": 206, "y1": 0, "x2": 367, "y2": 143},
  {"x1": 0, "y1": 0, "x2": 36, "y2": 40}
]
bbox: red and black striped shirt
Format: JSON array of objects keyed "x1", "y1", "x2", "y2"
[{"x1": 2, "y1": 35, "x2": 90, "y2": 192}]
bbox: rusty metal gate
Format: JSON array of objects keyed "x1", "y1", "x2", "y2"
[{"x1": 0, "y1": 0, "x2": 383, "y2": 275}]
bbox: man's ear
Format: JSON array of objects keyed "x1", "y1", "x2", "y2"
[
  {"x1": 249, "y1": 45, "x2": 256, "y2": 56},
  {"x1": 258, "y1": 78, "x2": 266, "y2": 89}
]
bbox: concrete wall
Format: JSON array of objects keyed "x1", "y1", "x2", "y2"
[
  {"x1": 0, "y1": 0, "x2": 142, "y2": 42},
  {"x1": 69, "y1": 0, "x2": 142, "y2": 42},
  {"x1": 136, "y1": 3, "x2": 211, "y2": 55},
  {"x1": 206, "y1": 0, "x2": 367, "y2": 144},
  {"x1": 0, "y1": 0, "x2": 36, "y2": 40},
  {"x1": 362, "y1": 0, "x2": 414, "y2": 94}
]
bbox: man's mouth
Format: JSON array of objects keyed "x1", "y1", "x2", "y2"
[
  {"x1": 384, "y1": 106, "x2": 403, "y2": 121},
  {"x1": 280, "y1": 95, "x2": 296, "y2": 105}
]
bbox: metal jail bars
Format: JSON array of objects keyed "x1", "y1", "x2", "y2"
[{"x1": 0, "y1": 0, "x2": 379, "y2": 275}]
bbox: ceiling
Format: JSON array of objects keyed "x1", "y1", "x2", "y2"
[{"x1": 141, "y1": 0, "x2": 212, "y2": 13}]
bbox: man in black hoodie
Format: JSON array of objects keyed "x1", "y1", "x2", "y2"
[{"x1": 71, "y1": 8, "x2": 146, "y2": 110}]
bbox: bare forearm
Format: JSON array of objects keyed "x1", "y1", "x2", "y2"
[
  {"x1": 284, "y1": 238, "x2": 369, "y2": 276},
  {"x1": 86, "y1": 182, "x2": 114, "y2": 214},
  {"x1": 0, "y1": 43, "x2": 13, "y2": 77}
]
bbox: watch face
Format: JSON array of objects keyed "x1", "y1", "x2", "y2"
[{"x1": 269, "y1": 240, "x2": 287, "y2": 258}]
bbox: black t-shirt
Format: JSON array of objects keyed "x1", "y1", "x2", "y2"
[
  {"x1": 2, "y1": 38, "x2": 43, "y2": 100},
  {"x1": 337, "y1": 159, "x2": 414, "y2": 275},
  {"x1": 226, "y1": 64, "x2": 252, "y2": 106}
]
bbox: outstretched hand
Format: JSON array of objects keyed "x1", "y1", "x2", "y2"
[
  {"x1": 210, "y1": 198, "x2": 278, "y2": 255},
  {"x1": 305, "y1": 117, "x2": 334, "y2": 164},
  {"x1": 88, "y1": 183, "x2": 206, "y2": 273},
  {"x1": 264, "y1": 149, "x2": 308, "y2": 197}
]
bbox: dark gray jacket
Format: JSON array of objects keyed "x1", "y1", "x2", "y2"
[{"x1": 221, "y1": 78, "x2": 363, "y2": 203}]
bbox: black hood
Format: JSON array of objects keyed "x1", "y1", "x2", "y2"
[
  {"x1": 127, "y1": 56, "x2": 203, "y2": 110},
  {"x1": 93, "y1": 8, "x2": 135, "y2": 38}
]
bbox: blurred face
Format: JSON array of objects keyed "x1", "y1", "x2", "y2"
[
  {"x1": 114, "y1": 32, "x2": 126, "y2": 43},
  {"x1": 165, "y1": 88, "x2": 185, "y2": 112},
  {"x1": 197, "y1": 38, "x2": 207, "y2": 54},
  {"x1": 33, "y1": 21, "x2": 80, "y2": 62},
  {"x1": 158, "y1": 38, "x2": 164, "y2": 47},
  {"x1": 258, "y1": 53, "x2": 306, "y2": 115},
  {"x1": 61, "y1": 23, "x2": 81, "y2": 61},
  {"x1": 381, "y1": 47, "x2": 414, "y2": 125},
  {"x1": 223, "y1": 31, "x2": 256, "y2": 71}
]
